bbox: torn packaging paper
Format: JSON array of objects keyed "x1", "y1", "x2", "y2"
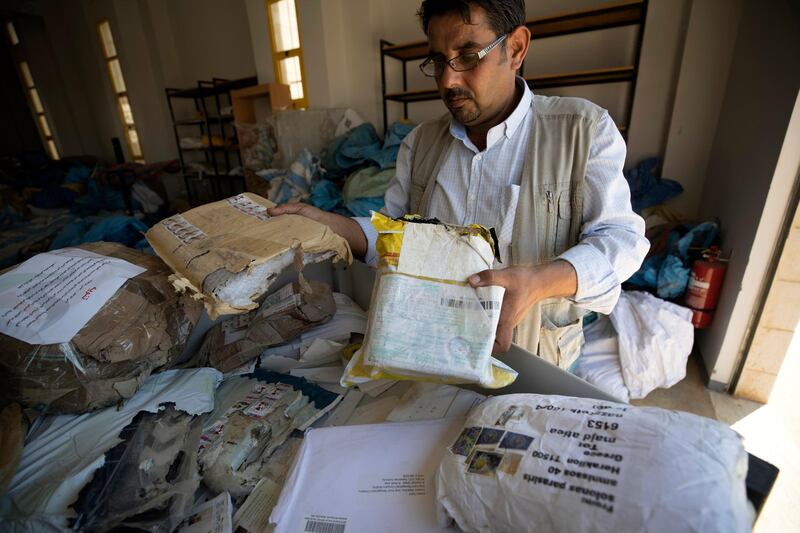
[
  {"x1": 436, "y1": 394, "x2": 753, "y2": 533},
  {"x1": 0, "y1": 243, "x2": 204, "y2": 414},
  {"x1": 270, "y1": 417, "x2": 465, "y2": 533},
  {"x1": 71, "y1": 405, "x2": 204, "y2": 533},
  {"x1": 198, "y1": 371, "x2": 342, "y2": 500},
  {"x1": 0, "y1": 368, "x2": 221, "y2": 531},
  {"x1": 200, "y1": 280, "x2": 336, "y2": 373},
  {"x1": 145, "y1": 193, "x2": 352, "y2": 319},
  {"x1": 0, "y1": 404, "x2": 25, "y2": 496},
  {"x1": 342, "y1": 213, "x2": 516, "y2": 389}
]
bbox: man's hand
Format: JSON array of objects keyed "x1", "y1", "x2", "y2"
[
  {"x1": 468, "y1": 261, "x2": 578, "y2": 354},
  {"x1": 267, "y1": 203, "x2": 368, "y2": 260}
]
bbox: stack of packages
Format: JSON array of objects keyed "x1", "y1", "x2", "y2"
[{"x1": 0, "y1": 192, "x2": 358, "y2": 530}]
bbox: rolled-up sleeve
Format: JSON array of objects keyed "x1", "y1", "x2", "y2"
[{"x1": 558, "y1": 113, "x2": 649, "y2": 314}]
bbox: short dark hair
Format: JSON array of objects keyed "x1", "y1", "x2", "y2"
[{"x1": 417, "y1": 0, "x2": 526, "y2": 37}]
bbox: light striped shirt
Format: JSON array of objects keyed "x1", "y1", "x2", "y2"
[{"x1": 355, "y1": 78, "x2": 648, "y2": 314}]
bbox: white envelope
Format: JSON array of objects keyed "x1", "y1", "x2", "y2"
[{"x1": 270, "y1": 418, "x2": 464, "y2": 532}]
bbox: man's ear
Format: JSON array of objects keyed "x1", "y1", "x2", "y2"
[{"x1": 508, "y1": 25, "x2": 531, "y2": 71}]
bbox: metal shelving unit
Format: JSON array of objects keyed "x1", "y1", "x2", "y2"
[
  {"x1": 380, "y1": 0, "x2": 648, "y2": 136},
  {"x1": 165, "y1": 76, "x2": 257, "y2": 205}
]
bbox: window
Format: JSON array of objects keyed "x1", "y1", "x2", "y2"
[
  {"x1": 6, "y1": 21, "x2": 19, "y2": 46},
  {"x1": 266, "y1": 0, "x2": 308, "y2": 108},
  {"x1": 19, "y1": 61, "x2": 59, "y2": 160},
  {"x1": 97, "y1": 20, "x2": 144, "y2": 162}
]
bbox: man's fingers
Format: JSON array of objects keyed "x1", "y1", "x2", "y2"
[
  {"x1": 267, "y1": 203, "x2": 308, "y2": 217},
  {"x1": 468, "y1": 269, "x2": 504, "y2": 288},
  {"x1": 492, "y1": 322, "x2": 513, "y2": 354}
]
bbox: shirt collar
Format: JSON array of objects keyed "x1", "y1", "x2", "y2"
[{"x1": 449, "y1": 76, "x2": 532, "y2": 150}]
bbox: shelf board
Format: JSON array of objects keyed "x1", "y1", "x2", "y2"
[
  {"x1": 180, "y1": 145, "x2": 239, "y2": 152},
  {"x1": 528, "y1": 65, "x2": 635, "y2": 89},
  {"x1": 167, "y1": 76, "x2": 258, "y2": 99},
  {"x1": 381, "y1": 0, "x2": 645, "y2": 61},
  {"x1": 173, "y1": 116, "x2": 234, "y2": 126},
  {"x1": 385, "y1": 66, "x2": 635, "y2": 103}
]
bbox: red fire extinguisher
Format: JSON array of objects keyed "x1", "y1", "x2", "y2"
[{"x1": 684, "y1": 246, "x2": 728, "y2": 328}]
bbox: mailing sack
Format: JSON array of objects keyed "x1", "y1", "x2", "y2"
[
  {"x1": 342, "y1": 212, "x2": 516, "y2": 388},
  {"x1": 0, "y1": 242, "x2": 203, "y2": 414},
  {"x1": 437, "y1": 394, "x2": 753, "y2": 533},
  {"x1": 145, "y1": 193, "x2": 351, "y2": 319},
  {"x1": 199, "y1": 280, "x2": 336, "y2": 373}
]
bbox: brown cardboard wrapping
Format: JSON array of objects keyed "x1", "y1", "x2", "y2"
[
  {"x1": 200, "y1": 280, "x2": 336, "y2": 373},
  {"x1": 0, "y1": 243, "x2": 203, "y2": 414},
  {"x1": 145, "y1": 193, "x2": 351, "y2": 319},
  {"x1": 0, "y1": 403, "x2": 25, "y2": 495}
]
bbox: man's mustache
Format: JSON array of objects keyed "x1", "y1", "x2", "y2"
[{"x1": 444, "y1": 88, "x2": 474, "y2": 102}]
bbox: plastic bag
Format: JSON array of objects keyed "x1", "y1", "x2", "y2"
[
  {"x1": 341, "y1": 212, "x2": 516, "y2": 389},
  {"x1": 437, "y1": 394, "x2": 753, "y2": 533}
]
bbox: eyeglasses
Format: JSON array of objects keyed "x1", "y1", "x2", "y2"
[{"x1": 419, "y1": 34, "x2": 508, "y2": 77}]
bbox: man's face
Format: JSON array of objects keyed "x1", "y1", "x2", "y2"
[{"x1": 426, "y1": 6, "x2": 516, "y2": 126}]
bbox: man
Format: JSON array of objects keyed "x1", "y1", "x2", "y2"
[{"x1": 269, "y1": 0, "x2": 648, "y2": 368}]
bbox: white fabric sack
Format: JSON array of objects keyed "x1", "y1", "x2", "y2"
[
  {"x1": 609, "y1": 290, "x2": 694, "y2": 399},
  {"x1": 572, "y1": 316, "x2": 630, "y2": 403},
  {"x1": 436, "y1": 394, "x2": 752, "y2": 533}
]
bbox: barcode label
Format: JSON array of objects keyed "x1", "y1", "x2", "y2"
[
  {"x1": 227, "y1": 193, "x2": 270, "y2": 221},
  {"x1": 161, "y1": 214, "x2": 206, "y2": 245},
  {"x1": 440, "y1": 297, "x2": 500, "y2": 311},
  {"x1": 303, "y1": 516, "x2": 347, "y2": 533}
]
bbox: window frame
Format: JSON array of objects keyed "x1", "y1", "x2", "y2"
[
  {"x1": 96, "y1": 19, "x2": 145, "y2": 163},
  {"x1": 265, "y1": 0, "x2": 308, "y2": 109},
  {"x1": 18, "y1": 60, "x2": 59, "y2": 160}
]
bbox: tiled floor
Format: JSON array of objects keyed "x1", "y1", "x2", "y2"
[{"x1": 633, "y1": 332, "x2": 800, "y2": 533}]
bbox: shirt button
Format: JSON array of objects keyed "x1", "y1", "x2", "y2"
[
  {"x1": 475, "y1": 155, "x2": 482, "y2": 161},
  {"x1": 470, "y1": 194, "x2": 477, "y2": 201}
]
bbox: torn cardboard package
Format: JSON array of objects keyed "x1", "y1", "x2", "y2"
[
  {"x1": 71, "y1": 405, "x2": 203, "y2": 533},
  {"x1": 198, "y1": 280, "x2": 336, "y2": 373},
  {"x1": 198, "y1": 371, "x2": 342, "y2": 501},
  {"x1": 0, "y1": 243, "x2": 203, "y2": 414},
  {"x1": 342, "y1": 213, "x2": 517, "y2": 389},
  {"x1": 145, "y1": 193, "x2": 351, "y2": 319}
]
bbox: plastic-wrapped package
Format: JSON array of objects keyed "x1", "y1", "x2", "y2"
[
  {"x1": 145, "y1": 193, "x2": 351, "y2": 319},
  {"x1": 0, "y1": 242, "x2": 203, "y2": 414},
  {"x1": 342, "y1": 213, "x2": 516, "y2": 389},
  {"x1": 70, "y1": 405, "x2": 203, "y2": 533},
  {"x1": 437, "y1": 394, "x2": 753, "y2": 533},
  {"x1": 198, "y1": 280, "x2": 336, "y2": 373},
  {"x1": 198, "y1": 371, "x2": 342, "y2": 500}
]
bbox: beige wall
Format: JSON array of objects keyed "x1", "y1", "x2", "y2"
[
  {"x1": 660, "y1": 0, "x2": 744, "y2": 220},
  {"x1": 694, "y1": 0, "x2": 800, "y2": 388}
]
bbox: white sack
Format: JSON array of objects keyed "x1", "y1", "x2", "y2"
[
  {"x1": 437, "y1": 394, "x2": 752, "y2": 533},
  {"x1": 572, "y1": 316, "x2": 630, "y2": 403},
  {"x1": 609, "y1": 290, "x2": 694, "y2": 399}
]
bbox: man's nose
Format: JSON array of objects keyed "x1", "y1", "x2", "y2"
[{"x1": 437, "y1": 64, "x2": 465, "y2": 92}]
